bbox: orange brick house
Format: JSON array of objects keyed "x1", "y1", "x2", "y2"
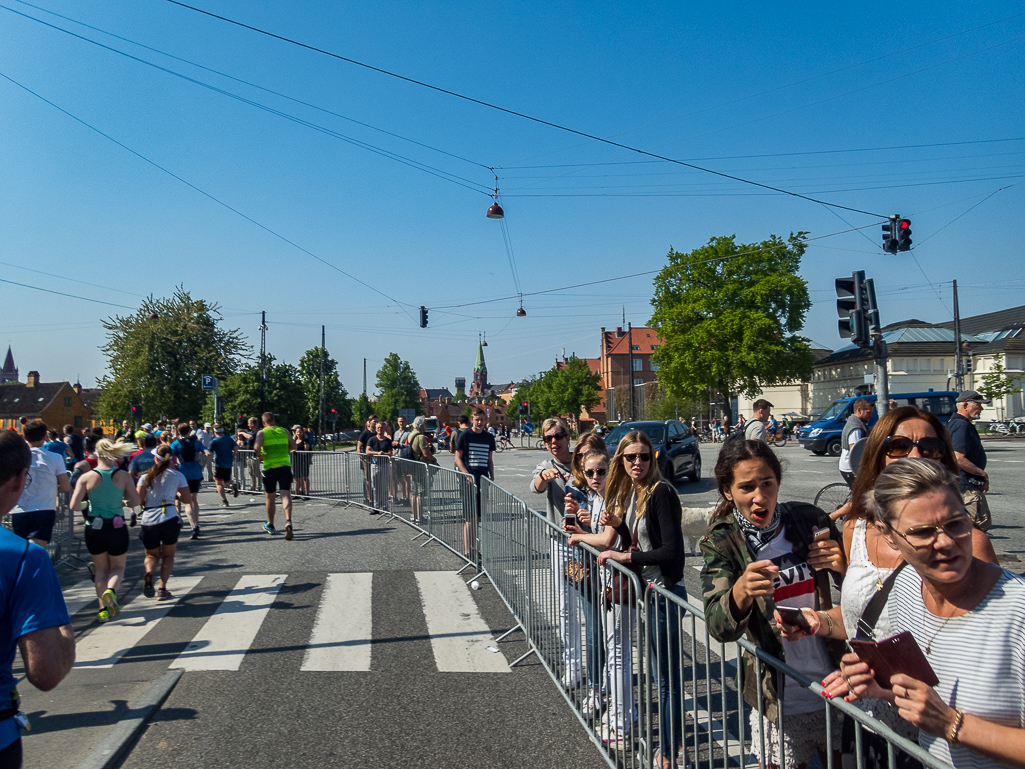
[{"x1": 0, "y1": 371, "x2": 94, "y2": 432}]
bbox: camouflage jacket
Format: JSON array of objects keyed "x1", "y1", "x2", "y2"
[{"x1": 699, "y1": 502, "x2": 845, "y2": 721}]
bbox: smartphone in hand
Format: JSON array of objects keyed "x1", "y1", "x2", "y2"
[
  {"x1": 564, "y1": 513, "x2": 577, "y2": 529},
  {"x1": 776, "y1": 605, "x2": 812, "y2": 631}
]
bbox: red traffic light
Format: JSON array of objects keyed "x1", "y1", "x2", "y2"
[
  {"x1": 899, "y1": 220, "x2": 910, "y2": 230},
  {"x1": 522, "y1": 402, "x2": 528, "y2": 408},
  {"x1": 330, "y1": 408, "x2": 336, "y2": 413}
]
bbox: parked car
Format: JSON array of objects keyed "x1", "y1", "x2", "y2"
[
  {"x1": 797, "y1": 390, "x2": 958, "y2": 456},
  {"x1": 603, "y1": 420, "x2": 701, "y2": 483}
]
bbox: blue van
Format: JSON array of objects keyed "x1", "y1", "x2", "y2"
[{"x1": 797, "y1": 390, "x2": 958, "y2": 456}]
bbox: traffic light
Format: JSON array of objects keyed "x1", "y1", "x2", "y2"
[
  {"x1": 836, "y1": 270, "x2": 870, "y2": 348},
  {"x1": 419, "y1": 306, "x2": 428, "y2": 328},
  {"x1": 130, "y1": 401, "x2": 140, "y2": 419},
  {"x1": 882, "y1": 215, "x2": 899, "y2": 254},
  {"x1": 897, "y1": 218, "x2": 912, "y2": 251},
  {"x1": 236, "y1": 413, "x2": 243, "y2": 429}
]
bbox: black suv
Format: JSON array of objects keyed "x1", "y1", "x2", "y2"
[{"x1": 603, "y1": 420, "x2": 701, "y2": 483}]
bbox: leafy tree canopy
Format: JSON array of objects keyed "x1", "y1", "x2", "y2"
[
  {"x1": 98, "y1": 288, "x2": 249, "y2": 424},
  {"x1": 220, "y1": 356, "x2": 305, "y2": 428},
  {"x1": 649, "y1": 234, "x2": 814, "y2": 425},
  {"x1": 351, "y1": 393, "x2": 374, "y2": 429},
  {"x1": 516, "y1": 356, "x2": 601, "y2": 422},
  {"x1": 978, "y1": 357, "x2": 1023, "y2": 404},
  {"x1": 297, "y1": 347, "x2": 351, "y2": 431},
  {"x1": 373, "y1": 353, "x2": 422, "y2": 422}
]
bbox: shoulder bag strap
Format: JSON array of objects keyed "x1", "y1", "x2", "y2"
[{"x1": 855, "y1": 560, "x2": 909, "y2": 639}]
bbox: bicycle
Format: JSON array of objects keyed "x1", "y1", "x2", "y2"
[
  {"x1": 814, "y1": 482, "x2": 851, "y2": 525},
  {"x1": 767, "y1": 429, "x2": 787, "y2": 448}
]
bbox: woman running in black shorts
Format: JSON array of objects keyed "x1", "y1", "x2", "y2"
[
  {"x1": 69, "y1": 438, "x2": 141, "y2": 623},
  {"x1": 137, "y1": 446, "x2": 191, "y2": 601}
]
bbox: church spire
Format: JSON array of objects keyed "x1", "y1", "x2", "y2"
[{"x1": 474, "y1": 342, "x2": 487, "y2": 373}]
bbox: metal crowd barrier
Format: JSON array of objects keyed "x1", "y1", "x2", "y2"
[
  {"x1": 228, "y1": 449, "x2": 954, "y2": 769},
  {"x1": 2, "y1": 490, "x2": 75, "y2": 566}
]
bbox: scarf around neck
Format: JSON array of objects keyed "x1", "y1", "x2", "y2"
[{"x1": 733, "y1": 503, "x2": 784, "y2": 557}]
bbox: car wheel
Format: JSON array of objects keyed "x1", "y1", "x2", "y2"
[
  {"x1": 826, "y1": 438, "x2": 842, "y2": 457},
  {"x1": 688, "y1": 454, "x2": 701, "y2": 482}
]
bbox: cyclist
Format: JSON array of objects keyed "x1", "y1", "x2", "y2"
[{"x1": 253, "y1": 412, "x2": 297, "y2": 540}]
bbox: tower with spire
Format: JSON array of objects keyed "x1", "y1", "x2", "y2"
[
  {"x1": 469, "y1": 341, "x2": 489, "y2": 399},
  {"x1": 1, "y1": 347, "x2": 17, "y2": 384}
]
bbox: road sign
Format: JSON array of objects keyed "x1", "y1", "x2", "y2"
[{"x1": 201, "y1": 375, "x2": 217, "y2": 391}]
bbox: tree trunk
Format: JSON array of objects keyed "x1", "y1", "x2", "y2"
[{"x1": 718, "y1": 381, "x2": 734, "y2": 427}]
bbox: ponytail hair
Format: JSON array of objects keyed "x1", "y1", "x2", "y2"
[{"x1": 144, "y1": 445, "x2": 173, "y2": 489}]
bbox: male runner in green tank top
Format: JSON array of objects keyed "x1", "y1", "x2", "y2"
[{"x1": 253, "y1": 412, "x2": 297, "y2": 540}]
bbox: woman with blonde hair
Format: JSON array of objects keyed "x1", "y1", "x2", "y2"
[
  {"x1": 137, "y1": 446, "x2": 191, "y2": 601},
  {"x1": 598, "y1": 430, "x2": 686, "y2": 768},
  {"x1": 69, "y1": 438, "x2": 141, "y2": 622}
]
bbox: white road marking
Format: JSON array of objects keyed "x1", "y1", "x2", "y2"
[
  {"x1": 301, "y1": 573, "x2": 373, "y2": 671},
  {"x1": 63, "y1": 579, "x2": 103, "y2": 619},
  {"x1": 172, "y1": 574, "x2": 285, "y2": 671},
  {"x1": 75, "y1": 577, "x2": 204, "y2": 669},
  {"x1": 415, "y1": 571, "x2": 510, "y2": 673}
]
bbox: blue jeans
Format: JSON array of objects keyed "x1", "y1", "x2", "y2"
[
  {"x1": 579, "y1": 577, "x2": 607, "y2": 689},
  {"x1": 649, "y1": 581, "x2": 688, "y2": 760}
]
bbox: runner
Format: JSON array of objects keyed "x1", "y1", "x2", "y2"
[
  {"x1": 253, "y1": 412, "x2": 297, "y2": 539},
  {"x1": 171, "y1": 425, "x2": 207, "y2": 540},
  {"x1": 137, "y1": 446, "x2": 190, "y2": 601},
  {"x1": 69, "y1": 438, "x2": 141, "y2": 623},
  {"x1": 11, "y1": 420, "x2": 70, "y2": 548},
  {"x1": 208, "y1": 425, "x2": 238, "y2": 508}
]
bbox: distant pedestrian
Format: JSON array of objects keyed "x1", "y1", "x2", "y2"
[
  {"x1": 948, "y1": 390, "x2": 993, "y2": 531},
  {"x1": 838, "y1": 399, "x2": 873, "y2": 486},
  {"x1": 357, "y1": 416, "x2": 378, "y2": 504},
  {"x1": 195, "y1": 422, "x2": 215, "y2": 482},
  {"x1": 455, "y1": 409, "x2": 495, "y2": 558},
  {"x1": 11, "y1": 421, "x2": 70, "y2": 548},
  {"x1": 365, "y1": 420, "x2": 394, "y2": 511},
  {"x1": 744, "y1": 400, "x2": 772, "y2": 443},
  {"x1": 63, "y1": 424, "x2": 84, "y2": 469},
  {"x1": 450, "y1": 415, "x2": 469, "y2": 455},
  {"x1": 392, "y1": 416, "x2": 412, "y2": 503},
  {"x1": 207, "y1": 425, "x2": 237, "y2": 507},
  {"x1": 253, "y1": 412, "x2": 297, "y2": 540},
  {"x1": 408, "y1": 416, "x2": 437, "y2": 524},
  {"x1": 291, "y1": 425, "x2": 311, "y2": 499}
]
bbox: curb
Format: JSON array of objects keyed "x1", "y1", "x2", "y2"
[{"x1": 73, "y1": 668, "x2": 183, "y2": 769}]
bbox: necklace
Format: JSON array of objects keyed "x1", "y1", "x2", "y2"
[
  {"x1": 920, "y1": 580, "x2": 963, "y2": 655},
  {"x1": 869, "y1": 526, "x2": 901, "y2": 591}
]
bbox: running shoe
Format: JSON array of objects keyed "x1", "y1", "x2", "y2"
[
  {"x1": 263, "y1": 521, "x2": 276, "y2": 535},
  {"x1": 101, "y1": 589, "x2": 120, "y2": 620},
  {"x1": 284, "y1": 524, "x2": 293, "y2": 541},
  {"x1": 97, "y1": 608, "x2": 111, "y2": 623},
  {"x1": 190, "y1": 526, "x2": 200, "y2": 540},
  {"x1": 143, "y1": 572, "x2": 155, "y2": 598},
  {"x1": 232, "y1": 481, "x2": 240, "y2": 498},
  {"x1": 221, "y1": 499, "x2": 230, "y2": 508},
  {"x1": 156, "y1": 588, "x2": 173, "y2": 601}
]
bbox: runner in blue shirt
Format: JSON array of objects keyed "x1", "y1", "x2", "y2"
[
  {"x1": 207, "y1": 425, "x2": 238, "y2": 508},
  {"x1": 171, "y1": 425, "x2": 206, "y2": 540},
  {"x1": 0, "y1": 431, "x2": 75, "y2": 767}
]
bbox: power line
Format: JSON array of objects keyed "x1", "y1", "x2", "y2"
[
  {"x1": 162, "y1": 0, "x2": 888, "y2": 218},
  {"x1": 0, "y1": 69, "x2": 414, "y2": 317},
  {"x1": 0, "y1": 278, "x2": 135, "y2": 309}
]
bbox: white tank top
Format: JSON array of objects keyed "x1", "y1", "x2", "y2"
[{"x1": 840, "y1": 517, "x2": 897, "y2": 639}]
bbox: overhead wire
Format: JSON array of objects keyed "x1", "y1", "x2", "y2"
[
  {"x1": 161, "y1": 0, "x2": 892, "y2": 218},
  {"x1": 0, "y1": 69, "x2": 415, "y2": 318},
  {"x1": 0, "y1": 278, "x2": 135, "y2": 309}
]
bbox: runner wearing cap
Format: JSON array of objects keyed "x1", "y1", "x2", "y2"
[{"x1": 208, "y1": 425, "x2": 238, "y2": 508}]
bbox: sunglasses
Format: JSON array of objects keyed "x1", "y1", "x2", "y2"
[
  {"x1": 889, "y1": 516, "x2": 973, "y2": 548},
  {"x1": 583, "y1": 467, "x2": 608, "y2": 478},
  {"x1": 623, "y1": 452, "x2": 651, "y2": 464},
  {"x1": 544, "y1": 431, "x2": 568, "y2": 443},
  {"x1": 884, "y1": 435, "x2": 946, "y2": 460}
]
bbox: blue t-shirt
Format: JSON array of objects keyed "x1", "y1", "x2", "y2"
[
  {"x1": 209, "y1": 435, "x2": 237, "y2": 468},
  {"x1": 129, "y1": 450, "x2": 157, "y2": 478},
  {"x1": 42, "y1": 441, "x2": 69, "y2": 460},
  {"x1": 0, "y1": 529, "x2": 69, "y2": 749},
  {"x1": 171, "y1": 439, "x2": 206, "y2": 481}
]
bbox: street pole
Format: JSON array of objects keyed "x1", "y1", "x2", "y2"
[
  {"x1": 865, "y1": 279, "x2": 890, "y2": 415},
  {"x1": 953, "y1": 280, "x2": 963, "y2": 393},
  {"x1": 319, "y1": 325, "x2": 326, "y2": 441},
  {"x1": 213, "y1": 378, "x2": 220, "y2": 423},
  {"x1": 627, "y1": 322, "x2": 635, "y2": 421},
  {"x1": 259, "y1": 310, "x2": 267, "y2": 414}
]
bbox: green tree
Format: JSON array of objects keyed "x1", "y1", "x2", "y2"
[
  {"x1": 220, "y1": 356, "x2": 306, "y2": 428},
  {"x1": 514, "y1": 357, "x2": 601, "y2": 422},
  {"x1": 373, "y1": 353, "x2": 422, "y2": 422},
  {"x1": 650, "y1": 234, "x2": 814, "y2": 426},
  {"x1": 98, "y1": 288, "x2": 249, "y2": 424},
  {"x1": 351, "y1": 393, "x2": 374, "y2": 428},
  {"x1": 297, "y1": 347, "x2": 351, "y2": 432},
  {"x1": 978, "y1": 357, "x2": 1023, "y2": 415}
]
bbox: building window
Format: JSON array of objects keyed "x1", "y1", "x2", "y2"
[
  {"x1": 650, "y1": 345, "x2": 656, "y2": 351},
  {"x1": 632, "y1": 359, "x2": 643, "y2": 371},
  {"x1": 64, "y1": 397, "x2": 72, "y2": 407},
  {"x1": 633, "y1": 378, "x2": 643, "y2": 386},
  {"x1": 650, "y1": 360, "x2": 660, "y2": 372},
  {"x1": 631, "y1": 345, "x2": 640, "y2": 351},
  {"x1": 74, "y1": 416, "x2": 82, "y2": 428}
]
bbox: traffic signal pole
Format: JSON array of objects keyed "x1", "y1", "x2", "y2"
[{"x1": 865, "y1": 279, "x2": 890, "y2": 416}]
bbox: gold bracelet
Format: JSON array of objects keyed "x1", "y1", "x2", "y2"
[
  {"x1": 818, "y1": 610, "x2": 834, "y2": 637},
  {"x1": 948, "y1": 709, "x2": 965, "y2": 744}
]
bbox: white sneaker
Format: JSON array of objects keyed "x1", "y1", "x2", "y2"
[
  {"x1": 581, "y1": 688, "x2": 604, "y2": 719},
  {"x1": 599, "y1": 723, "x2": 630, "y2": 748}
]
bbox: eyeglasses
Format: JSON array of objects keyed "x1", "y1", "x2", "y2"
[
  {"x1": 544, "y1": 431, "x2": 568, "y2": 443},
  {"x1": 583, "y1": 467, "x2": 608, "y2": 478},
  {"x1": 884, "y1": 435, "x2": 946, "y2": 460},
  {"x1": 889, "y1": 516, "x2": 973, "y2": 548},
  {"x1": 623, "y1": 452, "x2": 651, "y2": 464}
]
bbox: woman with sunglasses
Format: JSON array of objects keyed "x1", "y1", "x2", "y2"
[
  {"x1": 828, "y1": 459, "x2": 1025, "y2": 769},
  {"x1": 566, "y1": 447, "x2": 637, "y2": 748},
  {"x1": 789, "y1": 407, "x2": 997, "y2": 769},
  {"x1": 597, "y1": 430, "x2": 685, "y2": 768},
  {"x1": 701, "y1": 438, "x2": 846, "y2": 769}
]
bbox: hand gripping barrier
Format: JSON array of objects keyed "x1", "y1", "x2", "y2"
[{"x1": 228, "y1": 451, "x2": 955, "y2": 769}]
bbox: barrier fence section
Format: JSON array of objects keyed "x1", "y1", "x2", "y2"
[
  {"x1": 2, "y1": 490, "x2": 74, "y2": 567},
  {"x1": 230, "y1": 451, "x2": 953, "y2": 769}
]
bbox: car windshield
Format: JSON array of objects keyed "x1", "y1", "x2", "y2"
[
  {"x1": 817, "y1": 400, "x2": 851, "y2": 422},
  {"x1": 604, "y1": 423, "x2": 666, "y2": 448}
]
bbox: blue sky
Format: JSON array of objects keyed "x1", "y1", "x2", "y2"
[{"x1": 2, "y1": 1, "x2": 1023, "y2": 398}]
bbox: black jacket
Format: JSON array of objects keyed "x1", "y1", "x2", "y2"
[{"x1": 630, "y1": 482, "x2": 685, "y2": 586}]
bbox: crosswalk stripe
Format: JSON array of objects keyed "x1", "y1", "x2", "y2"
[
  {"x1": 172, "y1": 574, "x2": 286, "y2": 671},
  {"x1": 75, "y1": 577, "x2": 205, "y2": 669},
  {"x1": 63, "y1": 580, "x2": 102, "y2": 619},
  {"x1": 414, "y1": 571, "x2": 510, "y2": 673},
  {"x1": 300, "y1": 573, "x2": 373, "y2": 672}
]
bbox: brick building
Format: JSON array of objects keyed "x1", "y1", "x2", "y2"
[
  {"x1": 0, "y1": 371, "x2": 93, "y2": 432},
  {"x1": 600, "y1": 326, "x2": 663, "y2": 422}
]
